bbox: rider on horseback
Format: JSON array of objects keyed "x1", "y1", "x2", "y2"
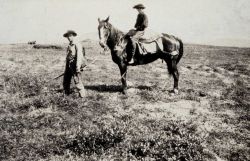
[{"x1": 127, "y1": 4, "x2": 148, "y2": 64}]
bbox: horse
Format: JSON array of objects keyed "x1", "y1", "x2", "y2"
[{"x1": 98, "y1": 16, "x2": 183, "y2": 95}]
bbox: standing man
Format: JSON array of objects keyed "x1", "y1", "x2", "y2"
[
  {"x1": 63, "y1": 30, "x2": 86, "y2": 97},
  {"x1": 127, "y1": 4, "x2": 148, "y2": 64}
]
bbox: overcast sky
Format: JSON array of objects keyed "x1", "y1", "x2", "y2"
[{"x1": 0, "y1": 0, "x2": 250, "y2": 46}]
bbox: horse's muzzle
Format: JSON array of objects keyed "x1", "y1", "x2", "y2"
[
  {"x1": 99, "y1": 41, "x2": 108, "y2": 51},
  {"x1": 99, "y1": 41, "x2": 105, "y2": 48}
]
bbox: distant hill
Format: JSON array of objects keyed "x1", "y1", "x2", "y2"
[
  {"x1": 80, "y1": 32, "x2": 250, "y2": 48},
  {"x1": 206, "y1": 38, "x2": 250, "y2": 48},
  {"x1": 80, "y1": 32, "x2": 99, "y2": 41}
]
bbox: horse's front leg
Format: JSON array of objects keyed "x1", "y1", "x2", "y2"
[
  {"x1": 171, "y1": 58, "x2": 179, "y2": 94},
  {"x1": 118, "y1": 64, "x2": 128, "y2": 95}
]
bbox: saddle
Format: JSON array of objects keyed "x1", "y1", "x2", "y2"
[
  {"x1": 137, "y1": 31, "x2": 180, "y2": 56},
  {"x1": 117, "y1": 30, "x2": 180, "y2": 56}
]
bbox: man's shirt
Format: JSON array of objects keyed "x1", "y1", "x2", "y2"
[
  {"x1": 134, "y1": 12, "x2": 148, "y2": 31},
  {"x1": 66, "y1": 42, "x2": 85, "y2": 72}
]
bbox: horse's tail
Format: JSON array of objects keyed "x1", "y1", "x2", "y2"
[{"x1": 176, "y1": 38, "x2": 183, "y2": 64}]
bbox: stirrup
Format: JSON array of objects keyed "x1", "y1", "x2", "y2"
[{"x1": 138, "y1": 43, "x2": 147, "y2": 55}]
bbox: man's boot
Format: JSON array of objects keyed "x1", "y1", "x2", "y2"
[{"x1": 79, "y1": 89, "x2": 86, "y2": 98}]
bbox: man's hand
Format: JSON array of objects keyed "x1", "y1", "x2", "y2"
[{"x1": 76, "y1": 68, "x2": 81, "y2": 73}]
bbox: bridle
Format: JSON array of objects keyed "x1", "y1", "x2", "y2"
[
  {"x1": 98, "y1": 23, "x2": 111, "y2": 51},
  {"x1": 98, "y1": 20, "x2": 125, "y2": 52}
]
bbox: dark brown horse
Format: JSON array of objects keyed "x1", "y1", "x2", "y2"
[{"x1": 98, "y1": 17, "x2": 183, "y2": 95}]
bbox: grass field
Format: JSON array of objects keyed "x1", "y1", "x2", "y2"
[{"x1": 0, "y1": 41, "x2": 249, "y2": 161}]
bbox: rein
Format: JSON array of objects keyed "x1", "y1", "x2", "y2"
[{"x1": 106, "y1": 25, "x2": 128, "y2": 81}]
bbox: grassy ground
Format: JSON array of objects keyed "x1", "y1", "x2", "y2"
[{"x1": 0, "y1": 41, "x2": 249, "y2": 161}]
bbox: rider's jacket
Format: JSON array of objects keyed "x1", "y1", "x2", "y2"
[{"x1": 134, "y1": 12, "x2": 148, "y2": 31}]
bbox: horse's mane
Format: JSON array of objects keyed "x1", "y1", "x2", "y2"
[
  {"x1": 108, "y1": 23, "x2": 124, "y2": 36},
  {"x1": 106, "y1": 23, "x2": 125, "y2": 48}
]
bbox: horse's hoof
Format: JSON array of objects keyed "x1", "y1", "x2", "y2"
[
  {"x1": 170, "y1": 92, "x2": 175, "y2": 96},
  {"x1": 127, "y1": 81, "x2": 134, "y2": 87},
  {"x1": 122, "y1": 90, "x2": 128, "y2": 95},
  {"x1": 79, "y1": 90, "x2": 86, "y2": 98},
  {"x1": 173, "y1": 88, "x2": 179, "y2": 94},
  {"x1": 169, "y1": 89, "x2": 179, "y2": 96}
]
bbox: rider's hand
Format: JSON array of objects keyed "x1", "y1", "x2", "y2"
[{"x1": 76, "y1": 68, "x2": 81, "y2": 73}]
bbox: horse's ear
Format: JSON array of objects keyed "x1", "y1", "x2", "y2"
[
  {"x1": 98, "y1": 18, "x2": 101, "y2": 23},
  {"x1": 105, "y1": 16, "x2": 110, "y2": 22}
]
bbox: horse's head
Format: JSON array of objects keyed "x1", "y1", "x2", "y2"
[{"x1": 98, "y1": 16, "x2": 111, "y2": 51}]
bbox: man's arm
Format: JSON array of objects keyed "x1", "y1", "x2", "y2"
[
  {"x1": 142, "y1": 14, "x2": 148, "y2": 29},
  {"x1": 134, "y1": 14, "x2": 140, "y2": 29}
]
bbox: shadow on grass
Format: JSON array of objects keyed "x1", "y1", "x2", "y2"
[
  {"x1": 85, "y1": 84, "x2": 159, "y2": 93},
  {"x1": 85, "y1": 84, "x2": 122, "y2": 93},
  {"x1": 136, "y1": 85, "x2": 154, "y2": 91}
]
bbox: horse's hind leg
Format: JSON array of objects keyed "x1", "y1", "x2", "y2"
[
  {"x1": 165, "y1": 56, "x2": 179, "y2": 94},
  {"x1": 118, "y1": 64, "x2": 128, "y2": 94}
]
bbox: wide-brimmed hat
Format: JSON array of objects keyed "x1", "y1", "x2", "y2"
[
  {"x1": 133, "y1": 4, "x2": 145, "y2": 9},
  {"x1": 63, "y1": 30, "x2": 77, "y2": 37}
]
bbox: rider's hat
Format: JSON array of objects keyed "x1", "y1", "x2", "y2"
[
  {"x1": 63, "y1": 30, "x2": 77, "y2": 37},
  {"x1": 133, "y1": 4, "x2": 145, "y2": 9}
]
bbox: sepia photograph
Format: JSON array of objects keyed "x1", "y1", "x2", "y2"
[{"x1": 0, "y1": 0, "x2": 249, "y2": 160}]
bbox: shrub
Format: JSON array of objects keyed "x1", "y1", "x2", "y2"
[
  {"x1": 62, "y1": 119, "x2": 204, "y2": 160},
  {"x1": 3, "y1": 73, "x2": 45, "y2": 97}
]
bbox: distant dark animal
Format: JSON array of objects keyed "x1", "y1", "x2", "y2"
[
  {"x1": 98, "y1": 17, "x2": 183, "y2": 95},
  {"x1": 28, "y1": 41, "x2": 36, "y2": 45},
  {"x1": 33, "y1": 44, "x2": 63, "y2": 50}
]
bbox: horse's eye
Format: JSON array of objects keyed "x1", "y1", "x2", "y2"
[{"x1": 104, "y1": 23, "x2": 108, "y2": 29}]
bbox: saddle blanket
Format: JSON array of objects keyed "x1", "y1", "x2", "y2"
[{"x1": 138, "y1": 29, "x2": 164, "y2": 53}]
